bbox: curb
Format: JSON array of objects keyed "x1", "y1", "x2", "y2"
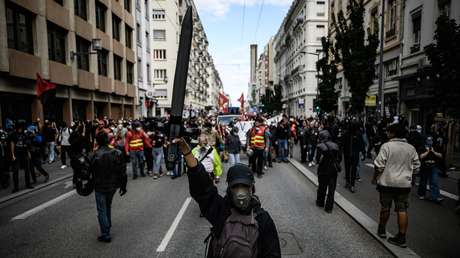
[
  {"x1": 288, "y1": 158, "x2": 420, "y2": 258},
  {"x1": 0, "y1": 174, "x2": 73, "y2": 205}
]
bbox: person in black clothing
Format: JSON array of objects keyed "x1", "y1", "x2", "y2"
[
  {"x1": 316, "y1": 130, "x2": 341, "y2": 213},
  {"x1": 275, "y1": 120, "x2": 289, "y2": 162},
  {"x1": 342, "y1": 120, "x2": 365, "y2": 193},
  {"x1": 89, "y1": 132, "x2": 127, "y2": 243},
  {"x1": 69, "y1": 122, "x2": 88, "y2": 188},
  {"x1": 0, "y1": 128, "x2": 10, "y2": 189},
  {"x1": 10, "y1": 121, "x2": 33, "y2": 193},
  {"x1": 28, "y1": 129, "x2": 49, "y2": 183},
  {"x1": 174, "y1": 137, "x2": 281, "y2": 258},
  {"x1": 299, "y1": 120, "x2": 310, "y2": 163}
]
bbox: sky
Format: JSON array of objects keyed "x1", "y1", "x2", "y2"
[{"x1": 193, "y1": 0, "x2": 293, "y2": 106}]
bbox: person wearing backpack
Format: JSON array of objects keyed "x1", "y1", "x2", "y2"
[
  {"x1": 173, "y1": 137, "x2": 281, "y2": 258},
  {"x1": 89, "y1": 132, "x2": 127, "y2": 243},
  {"x1": 315, "y1": 130, "x2": 342, "y2": 213},
  {"x1": 59, "y1": 122, "x2": 72, "y2": 169}
]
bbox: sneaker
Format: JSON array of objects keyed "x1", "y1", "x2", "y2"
[
  {"x1": 325, "y1": 209, "x2": 332, "y2": 214},
  {"x1": 316, "y1": 201, "x2": 324, "y2": 208},
  {"x1": 97, "y1": 236, "x2": 111, "y2": 243},
  {"x1": 264, "y1": 166, "x2": 268, "y2": 171},
  {"x1": 349, "y1": 186, "x2": 356, "y2": 193},
  {"x1": 377, "y1": 225, "x2": 387, "y2": 239},
  {"x1": 257, "y1": 174, "x2": 263, "y2": 179},
  {"x1": 418, "y1": 196, "x2": 425, "y2": 200},
  {"x1": 388, "y1": 234, "x2": 407, "y2": 248},
  {"x1": 311, "y1": 161, "x2": 316, "y2": 166},
  {"x1": 153, "y1": 175, "x2": 159, "y2": 180},
  {"x1": 308, "y1": 162, "x2": 313, "y2": 167},
  {"x1": 434, "y1": 197, "x2": 444, "y2": 203},
  {"x1": 147, "y1": 171, "x2": 153, "y2": 177},
  {"x1": 61, "y1": 165, "x2": 67, "y2": 169}
]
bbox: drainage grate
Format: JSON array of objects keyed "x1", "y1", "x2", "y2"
[{"x1": 279, "y1": 232, "x2": 302, "y2": 256}]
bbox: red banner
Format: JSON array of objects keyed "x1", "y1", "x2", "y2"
[
  {"x1": 237, "y1": 93, "x2": 245, "y2": 111},
  {"x1": 36, "y1": 73, "x2": 56, "y2": 97},
  {"x1": 219, "y1": 93, "x2": 229, "y2": 113}
]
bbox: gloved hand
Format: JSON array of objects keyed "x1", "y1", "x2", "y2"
[{"x1": 119, "y1": 188, "x2": 127, "y2": 196}]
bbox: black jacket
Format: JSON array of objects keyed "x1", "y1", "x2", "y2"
[
  {"x1": 187, "y1": 163, "x2": 281, "y2": 258},
  {"x1": 316, "y1": 131, "x2": 341, "y2": 176},
  {"x1": 89, "y1": 146, "x2": 127, "y2": 193},
  {"x1": 225, "y1": 134, "x2": 241, "y2": 154}
]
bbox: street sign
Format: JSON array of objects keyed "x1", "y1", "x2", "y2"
[{"x1": 365, "y1": 95, "x2": 377, "y2": 107}]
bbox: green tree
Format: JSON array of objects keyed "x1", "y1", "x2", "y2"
[
  {"x1": 316, "y1": 36, "x2": 339, "y2": 114},
  {"x1": 425, "y1": 14, "x2": 460, "y2": 118},
  {"x1": 261, "y1": 84, "x2": 283, "y2": 115},
  {"x1": 333, "y1": 0, "x2": 379, "y2": 114}
]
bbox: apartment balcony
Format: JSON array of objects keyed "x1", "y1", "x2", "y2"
[
  {"x1": 98, "y1": 76, "x2": 113, "y2": 93},
  {"x1": 49, "y1": 61, "x2": 73, "y2": 86},
  {"x1": 8, "y1": 49, "x2": 41, "y2": 80}
]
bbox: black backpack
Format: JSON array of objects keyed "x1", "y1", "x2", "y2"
[{"x1": 74, "y1": 153, "x2": 94, "y2": 196}]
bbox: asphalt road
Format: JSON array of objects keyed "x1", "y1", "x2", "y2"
[
  {"x1": 292, "y1": 145, "x2": 460, "y2": 258},
  {"x1": 0, "y1": 159, "x2": 392, "y2": 258}
]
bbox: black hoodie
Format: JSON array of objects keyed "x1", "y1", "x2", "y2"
[{"x1": 187, "y1": 163, "x2": 281, "y2": 258}]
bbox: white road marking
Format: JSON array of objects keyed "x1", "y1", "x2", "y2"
[
  {"x1": 289, "y1": 159, "x2": 420, "y2": 258},
  {"x1": 64, "y1": 181, "x2": 73, "y2": 189},
  {"x1": 156, "y1": 197, "x2": 192, "y2": 252},
  {"x1": 11, "y1": 190, "x2": 76, "y2": 221}
]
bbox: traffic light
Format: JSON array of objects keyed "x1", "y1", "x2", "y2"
[{"x1": 313, "y1": 99, "x2": 320, "y2": 113}]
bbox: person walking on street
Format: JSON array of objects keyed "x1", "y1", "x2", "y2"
[
  {"x1": 343, "y1": 120, "x2": 365, "y2": 193},
  {"x1": 43, "y1": 121, "x2": 57, "y2": 164},
  {"x1": 248, "y1": 117, "x2": 269, "y2": 178},
  {"x1": 59, "y1": 122, "x2": 72, "y2": 169},
  {"x1": 28, "y1": 128, "x2": 49, "y2": 183},
  {"x1": 90, "y1": 132, "x2": 127, "y2": 243},
  {"x1": 225, "y1": 126, "x2": 242, "y2": 167},
  {"x1": 373, "y1": 123, "x2": 421, "y2": 248},
  {"x1": 417, "y1": 136, "x2": 444, "y2": 203},
  {"x1": 10, "y1": 121, "x2": 33, "y2": 193},
  {"x1": 299, "y1": 121, "x2": 310, "y2": 163},
  {"x1": 315, "y1": 130, "x2": 341, "y2": 213},
  {"x1": 275, "y1": 119, "x2": 289, "y2": 163},
  {"x1": 192, "y1": 134, "x2": 222, "y2": 184},
  {"x1": 174, "y1": 137, "x2": 281, "y2": 258},
  {"x1": 124, "y1": 121, "x2": 152, "y2": 179},
  {"x1": 308, "y1": 121, "x2": 319, "y2": 167},
  {"x1": 152, "y1": 130, "x2": 167, "y2": 179}
]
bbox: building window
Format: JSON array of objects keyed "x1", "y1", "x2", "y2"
[
  {"x1": 97, "y1": 49, "x2": 108, "y2": 76},
  {"x1": 153, "y1": 9, "x2": 165, "y2": 20},
  {"x1": 155, "y1": 89, "x2": 167, "y2": 98},
  {"x1": 114, "y1": 55, "x2": 122, "y2": 81},
  {"x1": 137, "y1": 58, "x2": 142, "y2": 81},
  {"x1": 126, "y1": 61, "x2": 134, "y2": 84},
  {"x1": 136, "y1": 0, "x2": 141, "y2": 11},
  {"x1": 439, "y1": 0, "x2": 451, "y2": 16},
  {"x1": 154, "y1": 69, "x2": 167, "y2": 80},
  {"x1": 54, "y1": 0, "x2": 64, "y2": 5},
  {"x1": 74, "y1": 0, "x2": 87, "y2": 20},
  {"x1": 146, "y1": 63, "x2": 150, "y2": 83},
  {"x1": 124, "y1": 0, "x2": 131, "y2": 13},
  {"x1": 411, "y1": 11, "x2": 421, "y2": 53},
  {"x1": 144, "y1": 0, "x2": 149, "y2": 19},
  {"x1": 369, "y1": 7, "x2": 379, "y2": 35},
  {"x1": 47, "y1": 22, "x2": 67, "y2": 64},
  {"x1": 153, "y1": 30, "x2": 166, "y2": 41},
  {"x1": 6, "y1": 2, "x2": 34, "y2": 54},
  {"x1": 95, "y1": 1, "x2": 106, "y2": 32},
  {"x1": 136, "y1": 23, "x2": 141, "y2": 46},
  {"x1": 145, "y1": 32, "x2": 150, "y2": 52},
  {"x1": 153, "y1": 49, "x2": 166, "y2": 60},
  {"x1": 386, "y1": 0, "x2": 397, "y2": 39},
  {"x1": 384, "y1": 58, "x2": 398, "y2": 78},
  {"x1": 112, "y1": 14, "x2": 121, "y2": 41},
  {"x1": 125, "y1": 25, "x2": 132, "y2": 48},
  {"x1": 76, "y1": 36, "x2": 90, "y2": 71}
]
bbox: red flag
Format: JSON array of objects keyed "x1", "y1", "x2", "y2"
[
  {"x1": 219, "y1": 93, "x2": 229, "y2": 113},
  {"x1": 36, "y1": 73, "x2": 56, "y2": 97},
  {"x1": 237, "y1": 93, "x2": 245, "y2": 111}
]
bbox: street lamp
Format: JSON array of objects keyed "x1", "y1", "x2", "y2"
[{"x1": 71, "y1": 38, "x2": 102, "y2": 61}]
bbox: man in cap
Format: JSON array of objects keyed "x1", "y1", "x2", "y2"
[{"x1": 173, "y1": 138, "x2": 281, "y2": 258}]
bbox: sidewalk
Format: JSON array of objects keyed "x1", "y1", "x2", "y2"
[{"x1": 0, "y1": 161, "x2": 73, "y2": 204}]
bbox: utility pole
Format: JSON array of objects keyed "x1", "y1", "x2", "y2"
[{"x1": 377, "y1": 0, "x2": 385, "y2": 120}]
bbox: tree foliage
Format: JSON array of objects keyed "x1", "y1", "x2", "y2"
[
  {"x1": 425, "y1": 14, "x2": 460, "y2": 118},
  {"x1": 316, "y1": 36, "x2": 339, "y2": 114},
  {"x1": 261, "y1": 84, "x2": 283, "y2": 114},
  {"x1": 332, "y1": 0, "x2": 379, "y2": 114}
]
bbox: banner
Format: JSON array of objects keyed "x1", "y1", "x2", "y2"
[
  {"x1": 219, "y1": 93, "x2": 229, "y2": 113},
  {"x1": 36, "y1": 73, "x2": 56, "y2": 106}
]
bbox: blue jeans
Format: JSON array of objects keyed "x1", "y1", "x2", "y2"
[
  {"x1": 130, "y1": 151, "x2": 145, "y2": 177},
  {"x1": 95, "y1": 191, "x2": 116, "y2": 238},
  {"x1": 418, "y1": 167, "x2": 441, "y2": 200},
  {"x1": 228, "y1": 153, "x2": 240, "y2": 166},
  {"x1": 278, "y1": 139, "x2": 288, "y2": 161},
  {"x1": 308, "y1": 144, "x2": 316, "y2": 162},
  {"x1": 152, "y1": 147, "x2": 164, "y2": 173},
  {"x1": 172, "y1": 155, "x2": 183, "y2": 177},
  {"x1": 48, "y1": 142, "x2": 56, "y2": 162}
]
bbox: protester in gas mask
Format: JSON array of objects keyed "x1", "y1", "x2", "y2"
[
  {"x1": 173, "y1": 138, "x2": 281, "y2": 258},
  {"x1": 191, "y1": 134, "x2": 222, "y2": 184}
]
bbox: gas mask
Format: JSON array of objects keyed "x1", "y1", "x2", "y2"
[{"x1": 231, "y1": 186, "x2": 252, "y2": 211}]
